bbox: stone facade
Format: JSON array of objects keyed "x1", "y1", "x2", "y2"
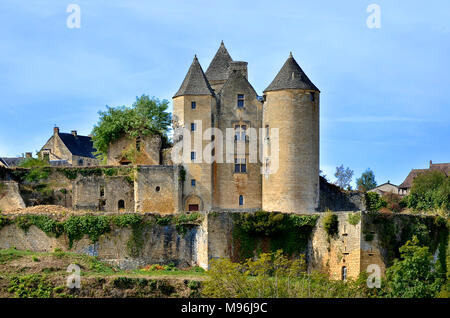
[{"x1": 107, "y1": 134, "x2": 161, "y2": 166}]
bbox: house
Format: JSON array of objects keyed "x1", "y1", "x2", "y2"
[
  {"x1": 368, "y1": 181, "x2": 400, "y2": 196},
  {"x1": 39, "y1": 127, "x2": 99, "y2": 166},
  {"x1": 399, "y1": 160, "x2": 450, "y2": 195},
  {"x1": 0, "y1": 153, "x2": 32, "y2": 168}
]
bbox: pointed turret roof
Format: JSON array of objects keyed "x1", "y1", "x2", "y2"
[
  {"x1": 264, "y1": 52, "x2": 319, "y2": 92},
  {"x1": 205, "y1": 41, "x2": 233, "y2": 82},
  {"x1": 174, "y1": 55, "x2": 214, "y2": 98}
]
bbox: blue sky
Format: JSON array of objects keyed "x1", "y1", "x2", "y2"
[{"x1": 0, "y1": 0, "x2": 449, "y2": 187}]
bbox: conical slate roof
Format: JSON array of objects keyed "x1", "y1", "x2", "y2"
[
  {"x1": 205, "y1": 41, "x2": 233, "y2": 82},
  {"x1": 174, "y1": 55, "x2": 214, "y2": 98},
  {"x1": 264, "y1": 53, "x2": 319, "y2": 92}
]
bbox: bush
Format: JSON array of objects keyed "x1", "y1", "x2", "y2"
[
  {"x1": 382, "y1": 192, "x2": 403, "y2": 213},
  {"x1": 385, "y1": 236, "x2": 444, "y2": 298},
  {"x1": 365, "y1": 192, "x2": 387, "y2": 212},
  {"x1": 322, "y1": 212, "x2": 338, "y2": 237},
  {"x1": 406, "y1": 171, "x2": 449, "y2": 212}
]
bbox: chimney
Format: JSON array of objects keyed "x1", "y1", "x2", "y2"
[
  {"x1": 54, "y1": 126, "x2": 59, "y2": 135},
  {"x1": 228, "y1": 61, "x2": 248, "y2": 79},
  {"x1": 430, "y1": 160, "x2": 432, "y2": 168},
  {"x1": 71, "y1": 130, "x2": 77, "y2": 137},
  {"x1": 25, "y1": 152, "x2": 32, "y2": 159}
]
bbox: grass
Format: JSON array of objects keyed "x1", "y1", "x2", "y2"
[{"x1": 0, "y1": 248, "x2": 206, "y2": 279}]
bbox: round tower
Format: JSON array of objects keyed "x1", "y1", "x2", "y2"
[{"x1": 262, "y1": 53, "x2": 320, "y2": 213}]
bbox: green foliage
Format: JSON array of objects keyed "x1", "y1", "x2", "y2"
[
  {"x1": 202, "y1": 250, "x2": 373, "y2": 298},
  {"x1": 385, "y1": 236, "x2": 444, "y2": 298},
  {"x1": 18, "y1": 158, "x2": 48, "y2": 168},
  {"x1": 365, "y1": 192, "x2": 387, "y2": 212},
  {"x1": 348, "y1": 212, "x2": 361, "y2": 226},
  {"x1": 110, "y1": 214, "x2": 143, "y2": 227},
  {"x1": 8, "y1": 274, "x2": 54, "y2": 298},
  {"x1": 322, "y1": 212, "x2": 339, "y2": 237},
  {"x1": 174, "y1": 212, "x2": 203, "y2": 235},
  {"x1": 24, "y1": 167, "x2": 51, "y2": 182},
  {"x1": 0, "y1": 214, "x2": 11, "y2": 230},
  {"x1": 383, "y1": 192, "x2": 403, "y2": 212},
  {"x1": 179, "y1": 166, "x2": 186, "y2": 182},
  {"x1": 91, "y1": 95, "x2": 172, "y2": 156},
  {"x1": 232, "y1": 212, "x2": 318, "y2": 259},
  {"x1": 15, "y1": 215, "x2": 64, "y2": 237},
  {"x1": 63, "y1": 215, "x2": 111, "y2": 248},
  {"x1": 406, "y1": 170, "x2": 449, "y2": 212},
  {"x1": 356, "y1": 168, "x2": 377, "y2": 192},
  {"x1": 60, "y1": 168, "x2": 78, "y2": 180},
  {"x1": 334, "y1": 164, "x2": 354, "y2": 190}
]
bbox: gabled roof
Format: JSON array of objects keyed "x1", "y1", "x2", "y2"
[
  {"x1": 264, "y1": 52, "x2": 319, "y2": 93},
  {"x1": 58, "y1": 133, "x2": 96, "y2": 158},
  {"x1": 173, "y1": 55, "x2": 214, "y2": 98},
  {"x1": 205, "y1": 41, "x2": 233, "y2": 82},
  {"x1": 399, "y1": 162, "x2": 450, "y2": 189}
]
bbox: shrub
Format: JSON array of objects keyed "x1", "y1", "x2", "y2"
[
  {"x1": 365, "y1": 192, "x2": 387, "y2": 212},
  {"x1": 406, "y1": 171, "x2": 449, "y2": 212},
  {"x1": 348, "y1": 212, "x2": 361, "y2": 225},
  {"x1": 322, "y1": 212, "x2": 338, "y2": 237}
]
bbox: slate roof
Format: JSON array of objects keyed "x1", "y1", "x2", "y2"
[
  {"x1": 264, "y1": 52, "x2": 319, "y2": 92},
  {"x1": 173, "y1": 55, "x2": 214, "y2": 98},
  {"x1": 0, "y1": 157, "x2": 25, "y2": 167},
  {"x1": 58, "y1": 133, "x2": 96, "y2": 158},
  {"x1": 205, "y1": 41, "x2": 233, "y2": 82}
]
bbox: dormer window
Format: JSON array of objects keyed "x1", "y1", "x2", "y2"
[
  {"x1": 191, "y1": 101, "x2": 196, "y2": 109},
  {"x1": 237, "y1": 94, "x2": 244, "y2": 108}
]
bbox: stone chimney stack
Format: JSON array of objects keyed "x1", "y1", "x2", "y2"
[
  {"x1": 228, "y1": 61, "x2": 248, "y2": 79},
  {"x1": 54, "y1": 127, "x2": 59, "y2": 135},
  {"x1": 25, "y1": 152, "x2": 32, "y2": 159},
  {"x1": 430, "y1": 160, "x2": 433, "y2": 168},
  {"x1": 71, "y1": 130, "x2": 77, "y2": 137}
]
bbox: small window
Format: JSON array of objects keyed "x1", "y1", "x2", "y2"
[
  {"x1": 342, "y1": 266, "x2": 347, "y2": 281},
  {"x1": 239, "y1": 195, "x2": 244, "y2": 206},
  {"x1": 155, "y1": 186, "x2": 160, "y2": 192},
  {"x1": 265, "y1": 125, "x2": 270, "y2": 139},
  {"x1": 189, "y1": 204, "x2": 199, "y2": 211},
  {"x1": 310, "y1": 92, "x2": 315, "y2": 102},
  {"x1": 191, "y1": 179, "x2": 196, "y2": 187},
  {"x1": 118, "y1": 200, "x2": 125, "y2": 211},
  {"x1": 136, "y1": 136, "x2": 141, "y2": 152},
  {"x1": 191, "y1": 151, "x2": 196, "y2": 161},
  {"x1": 78, "y1": 159, "x2": 84, "y2": 166},
  {"x1": 191, "y1": 123, "x2": 196, "y2": 131},
  {"x1": 100, "y1": 186, "x2": 105, "y2": 197},
  {"x1": 191, "y1": 101, "x2": 196, "y2": 109},
  {"x1": 234, "y1": 158, "x2": 246, "y2": 173},
  {"x1": 237, "y1": 94, "x2": 244, "y2": 108}
]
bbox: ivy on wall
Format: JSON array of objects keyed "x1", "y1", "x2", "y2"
[
  {"x1": 231, "y1": 211, "x2": 319, "y2": 260},
  {"x1": 0, "y1": 212, "x2": 204, "y2": 254}
]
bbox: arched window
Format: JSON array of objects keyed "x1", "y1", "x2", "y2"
[
  {"x1": 78, "y1": 159, "x2": 84, "y2": 166},
  {"x1": 118, "y1": 200, "x2": 125, "y2": 211},
  {"x1": 239, "y1": 195, "x2": 244, "y2": 206},
  {"x1": 342, "y1": 266, "x2": 347, "y2": 281}
]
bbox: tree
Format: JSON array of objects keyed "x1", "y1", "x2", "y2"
[
  {"x1": 91, "y1": 95, "x2": 172, "y2": 159},
  {"x1": 356, "y1": 168, "x2": 377, "y2": 192},
  {"x1": 386, "y1": 236, "x2": 443, "y2": 298},
  {"x1": 334, "y1": 164, "x2": 354, "y2": 190},
  {"x1": 406, "y1": 170, "x2": 449, "y2": 212}
]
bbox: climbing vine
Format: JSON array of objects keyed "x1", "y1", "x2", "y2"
[{"x1": 231, "y1": 211, "x2": 319, "y2": 260}]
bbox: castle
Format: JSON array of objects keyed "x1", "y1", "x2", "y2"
[{"x1": 172, "y1": 42, "x2": 320, "y2": 213}]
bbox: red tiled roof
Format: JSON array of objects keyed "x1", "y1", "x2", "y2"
[{"x1": 399, "y1": 162, "x2": 449, "y2": 189}]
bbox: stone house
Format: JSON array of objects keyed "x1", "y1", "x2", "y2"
[
  {"x1": 399, "y1": 160, "x2": 449, "y2": 195},
  {"x1": 39, "y1": 127, "x2": 99, "y2": 166},
  {"x1": 368, "y1": 181, "x2": 399, "y2": 196}
]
